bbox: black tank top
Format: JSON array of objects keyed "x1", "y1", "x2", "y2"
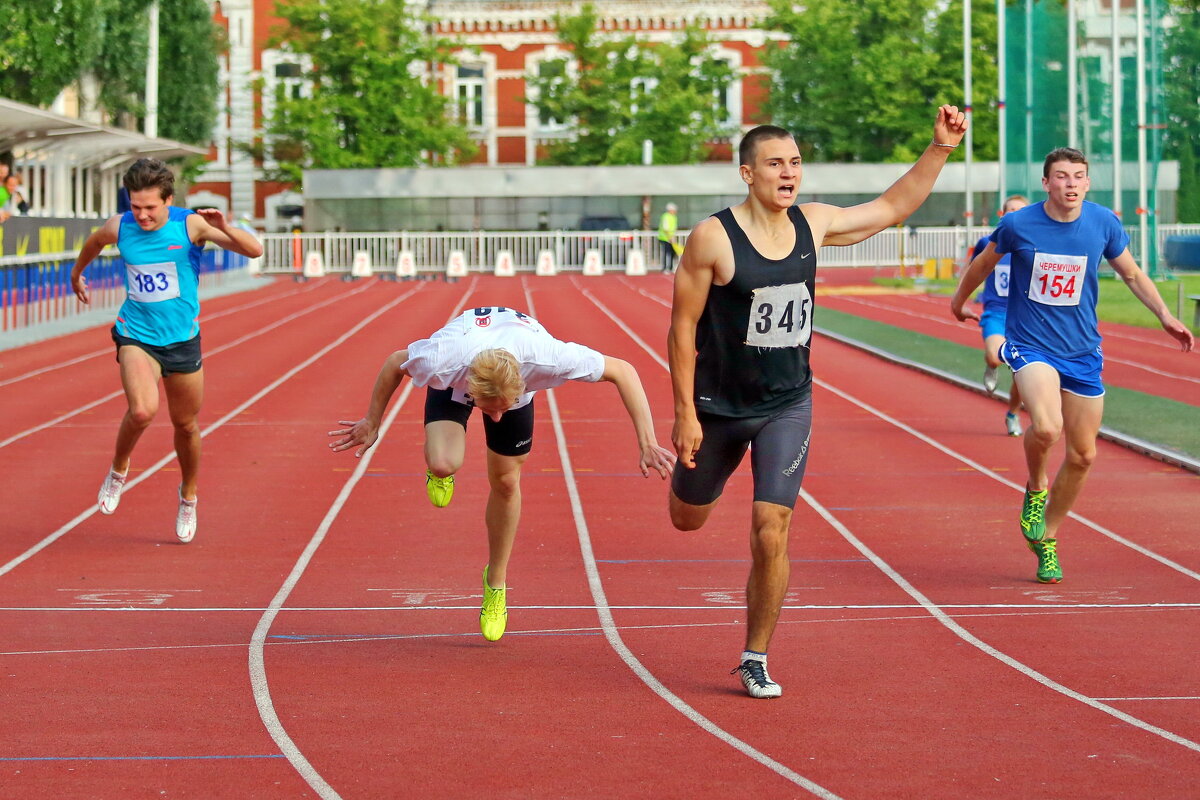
[{"x1": 694, "y1": 205, "x2": 817, "y2": 417}]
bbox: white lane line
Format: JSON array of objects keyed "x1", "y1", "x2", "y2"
[
  {"x1": 799, "y1": 488, "x2": 1200, "y2": 754},
  {"x1": 248, "y1": 281, "x2": 478, "y2": 800},
  {"x1": 0, "y1": 278, "x2": 327, "y2": 388},
  {"x1": 579, "y1": 280, "x2": 1200, "y2": 755},
  {"x1": 815, "y1": 378, "x2": 1200, "y2": 582},
  {"x1": 526, "y1": 281, "x2": 843, "y2": 799},
  {"x1": 4, "y1": 602, "x2": 1197, "y2": 612},
  {"x1": 0, "y1": 282, "x2": 425, "y2": 579},
  {"x1": 0, "y1": 279, "x2": 379, "y2": 451},
  {"x1": 837, "y1": 295, "x2": 1200, "y2": 385}
]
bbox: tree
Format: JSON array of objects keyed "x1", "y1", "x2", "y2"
[
  {"x1": 0, "y1": 0, "x2": 108, "y2": 105},
  {"x1": 761, "y1": 0, "x2": 998, "y2": 163},
  {"x1": 523, "y1": 4, "x2": 737, "y2": 166},
  {"x1": 1164, "y1": 0, "x2": 1200, "y2": 221},
  {"x1": 255, "y1": 0, "x2": 476, "y2": 184}
]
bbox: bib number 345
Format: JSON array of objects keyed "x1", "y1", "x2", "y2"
[{"x1": 745, "y1": 283, "x2": 812, "y2": 348}]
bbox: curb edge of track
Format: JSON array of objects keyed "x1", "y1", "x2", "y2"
[{"x1": 814, "y1": 326, "x2": 1200, "y2": 476}]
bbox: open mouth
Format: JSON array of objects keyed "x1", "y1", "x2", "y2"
[{"x1": 778, "y1": 184, "x2": 795, "y2": 198}]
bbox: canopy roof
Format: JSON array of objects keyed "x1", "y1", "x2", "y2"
[{"x1": 0, "y1": 97, "x2": 205, "y2": 171}]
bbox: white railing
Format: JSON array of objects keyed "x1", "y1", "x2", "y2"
[{"x1": 256, "y1": 224, "x2": 1200, "y2": 275}]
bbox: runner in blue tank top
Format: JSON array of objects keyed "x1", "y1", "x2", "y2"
[
  {"x1": 669, "y1": 105, "x2": 968, "y2": 699},
  {"x1": 951, "y1": 147, "x2": 1192, "y2": 584},
  {"x1": 70, "y1": 158, "x2": 263, "y2": 543},
  {"x1": 970, "y1": 194, "x2": 1028, "y2": 435}
]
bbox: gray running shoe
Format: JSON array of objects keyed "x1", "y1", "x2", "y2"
[{"x1": 732, "y1": 659, "x2": 782, "y2": 699}]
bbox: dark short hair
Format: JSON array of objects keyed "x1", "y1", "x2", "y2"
[
  {"x1": 739, "y1": 125, "x2": 795, "y2": 167},
  {"x1": 1042, "y1": 147, "x2": 1088, "y2": 178},
  {"x1": 123, "y1": 158, "x2": 175, "y2": 200}
]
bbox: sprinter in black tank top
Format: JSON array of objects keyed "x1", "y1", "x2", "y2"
[{"x1": 667, "y1": 105, "x2": 968, "y2": 699}]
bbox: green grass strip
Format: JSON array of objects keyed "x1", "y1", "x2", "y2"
[{"x1": 815, "y1": 305, "x2": 1200, "y2": 462}]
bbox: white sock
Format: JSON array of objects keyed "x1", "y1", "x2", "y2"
[{"x1": 741, "y1": 650, "x2": 767, "y2": 665}]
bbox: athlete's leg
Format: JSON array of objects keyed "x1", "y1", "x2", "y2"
[
  {"x1": 424, "y1": 420, "x2": 467, "y2": 477},
  {"x1": 984, "y1": 334, "x2": 1022, "y2": 414},
  {"x1": 745, "y1": 500, "x2": 793, "y2": 652},
  {"x1": 1012, "y1": 362, "x2": 1062, "y2": 492},
  {"x1": 483, "y1": 448, "x2": 528, "y2": 588},
  {"x1": 163, "y1": 368, "x2": 205, "y2": 500},
  {"x1": 112, "y1": 346, "x2": 163, "y2": 473},
  {"x1": 1044, "y1": 391, "x2": 1104, "y2": 539},
  {"x1": 668, "y1": 491, "x2": 718, "y2": 531}
]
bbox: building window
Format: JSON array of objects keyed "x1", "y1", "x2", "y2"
[
  {"x1": 536, "y1": 59, "x2": 568, "y2": 129},
  {"x1": 457, "y1": 65, "x2": 486, "y2": 128},
  {"x1": 261, "y1": 50, "x2": 311, "y2": 126}
]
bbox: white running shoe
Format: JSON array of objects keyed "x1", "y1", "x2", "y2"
[
  {"x1": 1005, "y1": 412, "x2": 1023, "y2": 437},
  {"x1": 176, "y1": 490, "x2": 198, "y2": 543},
  {"x1": 97, "y1": 469, "x2": 127, "y2": 515},
  {"x1": 983, "y1": 366, "x2": 999, "y2": 395},
  {"x1": 732, "y1": 658, "x2": 782, "y2": 699}
]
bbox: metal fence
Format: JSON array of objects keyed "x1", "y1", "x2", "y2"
[
  {"x1": 257, "y1": 224, "x2": 1200, "y2": 275},
  {"x1": 0, "y1": 247, "x2": 251, "y2": 333}
]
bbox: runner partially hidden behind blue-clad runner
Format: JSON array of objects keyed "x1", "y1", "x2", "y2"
[
  {"x1": 328, "y1": 307, "x2": 675, "y2": 642},
  {"x1": 70, "y1": 158, "x2": 263, "y2": 543},
  {"x1": 972, "y1": 194, "x2": 1029, "y2": 435},
  {"x1": 669, "y1": 104, "x2": 968, "y2": 699},
  {"x1": 951, "y1": 147, "x2": 1193, "y2": 584}
]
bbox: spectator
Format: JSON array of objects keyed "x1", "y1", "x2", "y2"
[
  {"x1": 3, "y1": 173, "x2": 29, "y2": 216},
  {"x1": 658, "y1": 202, "x2": 680, "y2": 273},
  {"x1": 0, "y1": 160, "x2": 10, "y2": 223}
]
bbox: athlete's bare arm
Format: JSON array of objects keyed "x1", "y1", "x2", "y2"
[
  {"x1": 187, "y1": 209, "x2": 264, "y2": 258},
  {"x1": 70, "y1": 215, "x2": 122, "y2": 304},
  {"x1": 668, "y1": 216, "x2": 729, "y2": 468},
  {"x1": 1108, "y1": 249, "x2": 1195, "y2": 351},
  {"x1": 804, "y1": 104, "x2": 968, "y2": 248},
  {"x1": 950, "y1": 242, "x2": 1003, "y2": 323},
  {"x1": 598, "y1": 356, "x2": 676, "y2": 479},
  {"x1": 328, "y1": 349, "x2": 411, "y2": 457}
]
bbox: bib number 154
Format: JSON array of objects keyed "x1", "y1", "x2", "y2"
[{"x1": 745, "y1": 283, "x2": 812, "y2": 348}]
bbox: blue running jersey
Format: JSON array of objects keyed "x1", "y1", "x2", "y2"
[
  {"x1": 989, "y1": 201, "x2": 1127, "y2": 358},
  {"x1": 114, "y1": 206, "x2": 204, "y2": 346},
  {"x1": 971, "y1": 234, "x2": 1014, "y2": 313}
]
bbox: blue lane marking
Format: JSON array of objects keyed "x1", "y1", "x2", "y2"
[{"x1": 0, "y1": 755, "x2": 285, "y2": 762}]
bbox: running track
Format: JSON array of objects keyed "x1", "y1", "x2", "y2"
[{"x1": 1, "y1": 273, "x2": 1197, "y2": 799}]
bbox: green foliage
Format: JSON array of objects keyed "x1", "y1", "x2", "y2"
[
  {"x1": 762, "y1": 0, "x2": 998, "y2": 163},
  {"x1": 523, "y1": 4, "x2": 737, "y2": 165},
  {"x1": 0, "y1": 0, "x2": 220, "y2": 146},
  {"x1": 1164, "y1": 1, "x2": 1200, "y2": 221},
  {"x1": 258, "y1": 0, "x2": 476, "y2": 184},
  {"x1": 0, "y1": 0, "x2": 108, "y2": 104}
]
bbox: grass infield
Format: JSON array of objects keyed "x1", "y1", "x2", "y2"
[{"x1": 815, "y1": 305, "x2": 1200, "y2": 463}]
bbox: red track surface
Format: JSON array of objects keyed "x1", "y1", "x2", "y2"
[{"x1": 2, "y1": 273, "x2": 1197, "y2": 799}]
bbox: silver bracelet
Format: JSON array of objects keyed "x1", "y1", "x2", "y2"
[{"x1": 932, "y1": 141, "x2": 958, "y2": 148}]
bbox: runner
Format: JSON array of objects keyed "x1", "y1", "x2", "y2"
[
  {"x1": 972, "y1": 194, "x2": 1029, "y2": 435},
  {"x1": 71, "y1": 158, "x2": 263, "y2": 543},
  {"x1": 329, "y1": 306, "x2": 674, "y2": 641},
  {"x1": 669, "y1": 104, "x2": 967, "y2": 698},
  {"x1": 950, "y1": 147, "x2": 1193, "y2": 583}
]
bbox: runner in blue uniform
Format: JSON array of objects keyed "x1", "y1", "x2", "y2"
[
  {"x1": 972, "y1": 194, "x2": 1028, "y2": 435},
  {"x1": 71, "y1": 158, "x2": 263, "y2": 543},
  {"x1": 669, "y1": 104, "x2": 968, "y2": 698},
  {"x1": 951, "y1": 147, "x2": 1193, "y2": 584}
]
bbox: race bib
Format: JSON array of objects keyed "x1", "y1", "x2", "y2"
[
  {"x1": 127, "y1": 261, "x2": 180, "y2": 303},
  {"x1": 1028, "y1": 252, "x2": 1086, "y2": 307},
  {"x1": 995, "y1": 263, "x2": 1011, "y2": 298},
  {"x1": 745, "y1": 283, "x2": 812, "y2": 348}
]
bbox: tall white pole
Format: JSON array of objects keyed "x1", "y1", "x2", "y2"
[
  {"x1": 145, "y1": 1, "x2": 160, "y2": 139},
  {"x1": 1136, "y1": 0, "x2": 1149, "y2": 262},
  {"x1": 964, "y1": 0, "x2": 973, "y2": 241},
  {"x1": 1111, "y1": 0, "x2": 1122, "y2": 218},
  {"x1": 997, "y1": 0, "x2": 1007, "y2": 207},
  {"x1": 1025, "y1": 0, "x2": 1034, "y2": 191},
  {"x1": 1067, "y1": 0, "x2": 1077, "y2": 148}
]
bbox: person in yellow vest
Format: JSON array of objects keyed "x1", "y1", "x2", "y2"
[{"x1": 658, "y1": 202, "x2": 679, "y2": 273}]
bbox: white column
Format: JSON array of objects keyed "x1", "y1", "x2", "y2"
[
  {"x1": 997, "y1": 0, "x2": 1007, "y2": 205},
  {"x1": 1111, "y1": 0, "x2": 1122, "y2": 218},
  {"x1": 1135, "y1": 0, "x2": 1149, "y2": 263},
  {"x1": 146, "y1": 1, "x2": 160, "y2": 139},
  {"x1": 963, "y1": 0, "x2": 973, "y2": 240}
]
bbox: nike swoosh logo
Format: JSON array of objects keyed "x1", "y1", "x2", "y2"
[{"x1": 799, "y1": 252, "x2": 812, "y2": 259}]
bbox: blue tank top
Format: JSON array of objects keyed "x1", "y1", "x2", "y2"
[
  {"x1": 115, "y1": 206, "x2": 204, "y2": 346},
  {"x1": 989, "y1": 201, "x2": 1128, "y2": 358},
  {"x1": 972, "y1": 235, "x2": 1013, "y2": 311}
]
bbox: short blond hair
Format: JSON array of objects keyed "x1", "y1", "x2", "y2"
[{"x1": 467, "y1": 349, "x2": 525, "y2": 404}]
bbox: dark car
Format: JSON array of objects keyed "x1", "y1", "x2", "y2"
[{"x1": 578, "y1": 215, "x2": 634, "y2": 266}]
